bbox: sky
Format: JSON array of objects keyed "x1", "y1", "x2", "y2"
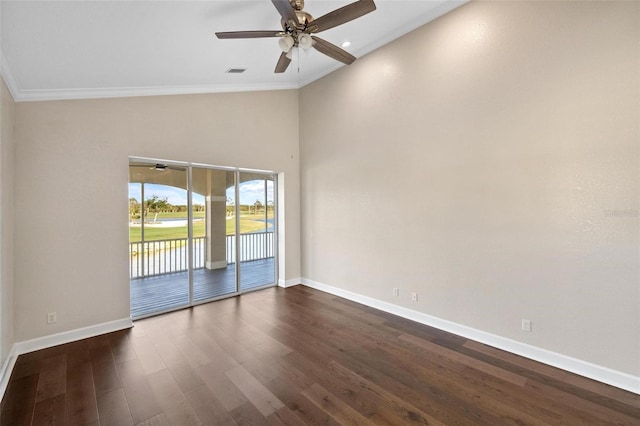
[{"x1": 128, "y1": 180, "x2": 274, "y2": 206}]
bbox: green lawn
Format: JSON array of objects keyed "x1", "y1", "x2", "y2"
[
  {"x1": 129, "y1": 222, "x2": 202, "y2": 242},
  {"x1": 129, "y1": 215, "x2": 272, "y2": 242}
]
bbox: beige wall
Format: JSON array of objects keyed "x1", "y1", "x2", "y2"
[
  {"x1": 14, "y1": 90, "x2": 300, "y2": 341},
  {"x1": 1, "y1": 77, "x2": 16, "y2": 366},
  {"x1": 300, "y1": 1, "x2": 639, "y2": 375},
  {"x1": 5, "y1": 0, "x2": 639, "y2": 384}
]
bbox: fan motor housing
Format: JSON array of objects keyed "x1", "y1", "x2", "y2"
[{"x1": 281, "y1": 10, "x2": 312, "y2": 32}]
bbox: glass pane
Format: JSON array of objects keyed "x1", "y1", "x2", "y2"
[
  {"x1": 192, "y1": 167, "x2": 237, "y2": 302},
  {"x1": 238, "y1": 172, "x2": 276, "y2": 291},
  {"x1": 129, "y1": 163, "x2": 190, "y2": 318}
]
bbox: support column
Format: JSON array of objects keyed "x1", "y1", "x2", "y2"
[{"x1": 205, "y1": 170, "x2": 228, "y2": 270}]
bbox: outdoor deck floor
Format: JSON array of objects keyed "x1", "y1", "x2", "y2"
[{"x1": 130, "y1": 259, "x2": 275, "y2": 318}]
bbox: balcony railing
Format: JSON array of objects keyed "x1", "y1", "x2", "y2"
[{"x1": 129, "y1": 232, "x2": 274, "y2": 279}]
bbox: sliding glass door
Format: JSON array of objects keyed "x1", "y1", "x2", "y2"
[
  {"x1": 238, "y1": 172, "x2": 276, "y2": 291},
  {"x1": 128, "y1": 163, "x2": 190, "y2": 318},
  {"x1": 129, "y1": 159, "x2": 277, "y2": 319},
  {"x1": 191, "y1": 167, "x2": 237, "y2": 302}
]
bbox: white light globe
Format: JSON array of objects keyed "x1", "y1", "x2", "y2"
[
  {"x1": 279, "y1": 35, "x2": 294, "y2": 52},
  {"x1": 298, "y1": 33, "x2": 313, "y2": 50}
]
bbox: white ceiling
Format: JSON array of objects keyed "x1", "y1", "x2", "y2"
[{"x1": 1, "y1": 0, "x2": 467, "y2": 101}]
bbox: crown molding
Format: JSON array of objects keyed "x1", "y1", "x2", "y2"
[
  {"x1": 2, "y1": 44, "x2": 300, "y2": 101},
  {"x1": 1, "y1": 45, "x2": 299, "y2": 102},
  {"x1": 6, "y1": 81, "x2": 301, "y2": 102},
  {"x1": 2, "y1": 41, "x2": 300, "y2": 102}
]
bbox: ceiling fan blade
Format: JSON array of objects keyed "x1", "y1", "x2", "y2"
[
  {"x1": 311, "y1": 36, "x2": 356, "y2": 65},
  {"x1": 271, "y1": 0, "x2": 299, "y2": 28},
  {"x1": 308, "y1": 0, "x2": 376, "y2": 33},
  {"x1": 215, "y1": 30, "x2": 282, "y2": 39},
  {"x1": 274, "y1": 52, "x2": 292, "y2": 73}
]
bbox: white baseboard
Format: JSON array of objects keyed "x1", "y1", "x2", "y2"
[
  {"x1": 0, "y1": 317, "x2": 133, "y2": 401},
  {"x1": 14, "y1": 317, "x2": 133, "y2": 356},
  {"x1": 278, "y1": 278, "x2": 301, "y2": 288},
  {"x1": 300, "y1": 278, "x2": 640, "y2": 395},
  {"x1": 0, "y1": 344, "x2": 18, "y2": 401}
]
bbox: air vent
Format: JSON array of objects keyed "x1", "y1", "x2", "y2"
[{"x1": 226, "y1": 68, "x2": 247, "y2": 74}]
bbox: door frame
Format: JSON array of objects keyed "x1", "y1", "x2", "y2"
[{"x1": 129, "y1": 156, "x2": 279, "y2": 319}]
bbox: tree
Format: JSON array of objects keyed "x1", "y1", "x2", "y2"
[
  {"x1": 253, "y1": 199, "x2": 263, "y2": 215},
  {"x1": 144, "y1": 195, "x2": 169, "y2": 223},
  {"x1": 129, "y1": 198, "x2": 140, "y2": 222},
  {"x1": 226, "y1": 197, "x2": 235, "y2": 216}
]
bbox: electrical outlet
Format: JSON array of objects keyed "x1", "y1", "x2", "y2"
[
  {"x1": 47, "y1": 312, "x2": 57, "y2": 324},
  {"x1": 393, "y1": 288, "x2": 399, "y2": 296},
  {"x1": 521, "y1": 319, "x2": 532, "y2": 332},
  {"x1": 411, "y1": 292, "x2": 418, "y2": 302}
]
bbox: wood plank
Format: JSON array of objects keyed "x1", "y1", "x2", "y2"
[
  {"x1": 225, "y1": 365, "x2": 285, "y2": 417},
  {"x1": 184, "y1": 385, "x2": 238, "y2": 426},
  {"x1": 265, "y1": 375, "x2": 339, "y2": 426},
  {"x1": 65, "y1": 361, "x2": 99, "y2": 424},
  {"x1": 325, "y1": 359, "x2": 446, "y2": 425},
  {"x1": 1, "y1": 373, "x2": 39, "y2": 425},
  {"x1": 153, "y1": 339, "x2": 206, "y2": 394},
  {"x1": 147, "y1": 368, "x2": 201, "y2": 426},
  {"x1": 266, "y1": 406, "x2": 307, "y2": 426},
  {"x1": 65, "y1": 339, "x2": 92, "y2": 367},
  {"x1": 109, "y1": 330, "x2": 139, "y2": 364},
  {"x1": 171, "y1": 333, "x2": 216, "y2": 368},
  {"x1": 230, "y1": 401, "x2": 266, "y2": 425},
  {"x1": 122, "y1": 379, "x2": 163, "y2": 425},
  {"x1": 463, "y1": 340, "x2": 567, "y2": 380},
  {"x1": 2, "y1": 286, "x2": 639, "y2": 426},
  {"x1": 186, "y1": 327, "x2": 241, "y2": 371},
  {"x1": 35, "y1": 354, "x2": 67, "y2": 402},
  {"x1": 116, "y1": 359, "x2": 163, "y2": 425},
  {"x1": 524, "y1": 378, "x2": 640, "y2": 425},
  {"x1": 196, "y1": 363, "x2": 248, "y2": 412},
  {"x1": 131, "y1": 335, "x2": 167, "y2": 375},
  {"x1": 92, "y1": 351, "x2": 122, "y2": 397},
  {"x1": 399, "y1": 333, "x2": 528, "y2": 387},
  {"x1": 32, "y1": 394, "x2": 66, "y2": 426},
  {"x1": 301, "y1": 383, "x2": 374, "y2": 425},
  {"x1": 97, "y1": 388, "x2": 135, "y2": 426},
  {"x1": 135, "y1": 413, "x2": 170, "y2": 426}
]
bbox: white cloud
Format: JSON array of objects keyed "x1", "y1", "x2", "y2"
[{"x1": 129, "y1": 179, "x2": 272, "y2": 207}]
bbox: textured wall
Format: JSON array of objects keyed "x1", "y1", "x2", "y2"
[
  {"x1": 300, "y1": 1, "x2": 639, "y2": 375},
  {"x1": 14, "y1": 90, "x2": 300, "y2": 341}
]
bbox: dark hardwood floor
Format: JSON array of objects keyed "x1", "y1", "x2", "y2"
[{"x1": 2, "y1": 286, "x2": 639, "y2": 425}]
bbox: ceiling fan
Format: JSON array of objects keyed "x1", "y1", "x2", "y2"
[{"x1": 215, "y1": 0, "x2": 377, "y2": 73}]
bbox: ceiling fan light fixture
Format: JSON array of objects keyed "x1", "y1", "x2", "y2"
[
  {"x1": 279, "y1": 35, "x2": 295, "y2": 52},
  {"x1": 341, "y1": 41, "x2": 351, "y2": 48},
  {"x1": 216, "y1": 0, "x2": 377, "y2": 73},
  {"x1": 298, "y1": 33, "x2": 313, "y2": 49}
]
